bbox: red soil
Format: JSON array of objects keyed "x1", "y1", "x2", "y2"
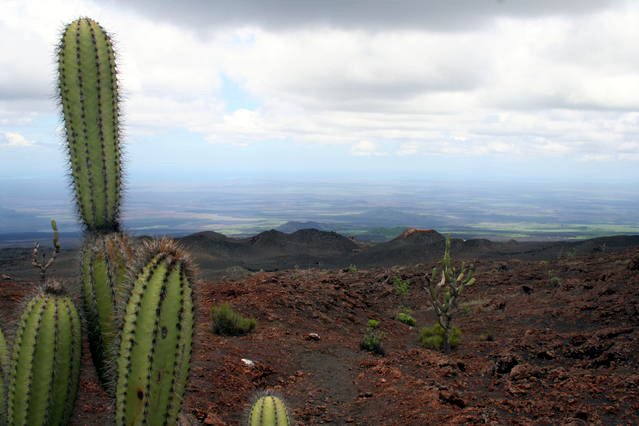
[{"x1": 1, "y1": 249, "x2": 638, "y2": 425}]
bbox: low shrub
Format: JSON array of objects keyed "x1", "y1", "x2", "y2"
[
  {"x1": 211, "y1": 303, "x2": 256, "y2": 336},
  {"x1": 367, "y1": 319, "x2": 380, "y2": 329},
  {"x1": 361, "y1": 319, "x2": 385, "y2": 355},
  {"x1": 396, "y1": 309, "x2": 416, "y2": 326},
  {"x1": 392, "y1": 276, "x2": 411, "y2": 296},
  {"x1": 419, "y1": 324, "x2": 461, "y2": 350}
]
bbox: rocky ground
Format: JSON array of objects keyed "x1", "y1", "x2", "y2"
[{"x1": 0, "y1": 248, "x2": 638, "y2": 425}]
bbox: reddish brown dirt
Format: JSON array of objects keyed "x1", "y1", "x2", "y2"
[{"x1": 1, "y1": 249, "x2": 638, "y2": 425}]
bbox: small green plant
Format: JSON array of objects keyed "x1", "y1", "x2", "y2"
[
  {"x1": 395, "y1": 308, "x2": 417, "y2": 327},
  {"x1": 30, "y1": 219, "x2": 61, "y2": 284},
  {"x1": 247, "y1": 393, "x2": 291, "y2": 426},
  {"x1": 212, "y1": 303, "x2": 257, "y2": 336},
  {"x1": 549, "y1": 272, "x2": 562, "y2": 287},
  {"x1": 367, "y1": 319, "x2": 380, "y2": 329},
  {"x1": 347, "y1": 264, "x2": 358, "y2": 273},
  {"x1": 360, "y1": 319, "x2": 384, "y2": 355},
  {"x1": 419, "y1": 324, "x2": 462, "y2": 350},
  {"x1": 392, "y1": 276, "x2": 411, "y2": 296},
  {"x1": 424, "y1": 236, "x2": 475, "y2": 352}
]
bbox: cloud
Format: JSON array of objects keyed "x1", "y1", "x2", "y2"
[
  {"x1": 1, "y1": 131, "x2": 34, "y2": 148},
  {"x1": 0, "y1": 0, "x2": 638, "y2": 169},
  {"x1": 351, "y1": 140, "x2": 387, "y2": 157},
  {"x1": 396, "y1": 142, "x2": 420, "y2": 156},
  {"x1": 110, "y1": 0, "x2": 618, "y2": 31}
]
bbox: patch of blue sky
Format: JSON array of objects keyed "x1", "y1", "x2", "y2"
[{"x1": 219, "y1": 73, "x2": 260, "y2": 112}]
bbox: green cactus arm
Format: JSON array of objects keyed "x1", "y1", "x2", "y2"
[
  {"x1": 116, "y1": 257, "x2": 169, "y2": 425},
  {"x1": 57, "y1": 17, "x2": 122, "y2": 231},
  {"x1": 82, "y1": 233, "x2": 134, "y2": 390},
  {"x1": 116, "y1": 239, "x2": 195, "y2": 426}
]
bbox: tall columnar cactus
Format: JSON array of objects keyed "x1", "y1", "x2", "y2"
[
  {"x1": 81, "y1": 232, "x2": 134, "y2": 389},
  {"x1": 1, "y1": 325, "x2": 9, "y2": 425},
  {"x1": 115, "y1": 239, "x2": 194, "y2": 426},
  {"x1": 248, "y1": 394, "x2": 291, "y2": 426},
  {"x1": 7, "y1": 282, "x2": 82, "y2": 426},
  {"x1": 57, "y1": 17, "x2": 122, "y2": 231}
]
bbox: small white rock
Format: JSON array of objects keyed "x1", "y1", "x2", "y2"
[
  {"x1": 241, "y1": 358, "x2": 255, "y2": 367},
  {"x1": 305, "y1": 333, "x2": 321, "y2": 341}
]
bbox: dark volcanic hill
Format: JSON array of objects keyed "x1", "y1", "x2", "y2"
[
  {"x1": 179, "y1": 227, "x2": 639, "y2": 276},
  {"x1": 2, "y1": 228, "x2": 639, "y2": 281},
  {"x1": 179, "y1": 228, "x2": 360, "y2": 273}
]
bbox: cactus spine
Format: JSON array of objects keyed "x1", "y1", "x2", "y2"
[
  {"x1": 7, "y1": 282, "x2": 81, "y2": 426},
  {"x1": 1, "y1": 326, "x2": 9, "y2": 425},
  {"x1": 57, "y1": 17, "x2": 122, "y2": 231},
  {"x1": 248, "y1": 395, "x2": 291, "y2": 426},
  {"x1": 115, "y1": 239, "x2": 194, "y2": 426},
  {"x1": 81, "y1": 233, "x2": 134, "y2": 388}
]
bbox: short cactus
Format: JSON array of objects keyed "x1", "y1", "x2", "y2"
[
  {"x1": 81, "y1": 232, "x2": 134, "y2": 389},
  {"x1": 115, "y1": 238, "x2": 194, "y2": 426},
  {"x1": 7, "y1": 281, "x2": 82, "y2": 426},
  {"x1": 56, "y1": 17, "x2": 122, "y2": 231},
  {"x1": 248, "y1": 394, "x2": 291, "y2": 426},
  {"x1": 1, "y1": 325, "x2": 9, "y2": 424}
]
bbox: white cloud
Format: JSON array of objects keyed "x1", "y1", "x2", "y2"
[
  {"x1": 0, "y1": 0, "x2": 638, "y2": 165},
  {"x1": 1, "y1": 131, "x2": 34, "y2": 148},
  {"x1": 351, "y1": 140, "x2": 387, "y2": 157},
  {"x1": 396, "y1": 142, "x2": 419, "y2": 156}
]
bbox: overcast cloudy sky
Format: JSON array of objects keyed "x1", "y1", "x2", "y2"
[{"x1": 1, "y1": 0, "x2": 638, "y2": 185}]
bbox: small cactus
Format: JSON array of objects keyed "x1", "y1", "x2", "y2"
[
  {"x1": 115, "y1": 238, "x2": 194, "y2": 426},
  {"x1": 81, "y1": 232, "x2": 134, "y2": 389},
  {"x1": 7, "y1": 281, "x2": 82, "y2": 426},
  {"x1": 56, "y1": 17, "x2": 122, "y2": 231},
  {"x1": 248, "y1": 394, "x2": 291, "y2": 426},
  {"x1": 1, "y1": 325, "x2": 9, "y2": 424}
]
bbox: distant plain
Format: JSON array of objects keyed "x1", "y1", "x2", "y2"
[{"x1": 1, "y1": 177, "x2": 638, "y2": 248}]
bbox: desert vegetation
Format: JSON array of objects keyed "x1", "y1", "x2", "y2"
[
  {"x1": 0, "y1": 13, "x2": 638, "y2": 426},
  {"x1": 211, "y1": 303, "x2": 257, "y2": 336}
]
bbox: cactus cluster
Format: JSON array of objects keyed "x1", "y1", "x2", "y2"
[
  {"x1": 248, "y1": 395, "x2": 291, "y2": 426},
  {"x1": 57, "y1": 17, "x2": 122, "y2": 232},
  {"x1": 4, "y1": 16, "x2": 201, "y2": 425},
  {"x1": 7, "y1": 282, "x2": 81, "y2": 426},
  {"x1": 115, "y1": 239, "x2": 194, "y2": 426},
  {"x1": 81, "y1": 233, "x2": 134, "y2": 388}
]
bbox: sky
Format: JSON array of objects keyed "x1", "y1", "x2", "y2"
[{"x1": 1, "y1": 0, "x2": 638, "y2": 187}]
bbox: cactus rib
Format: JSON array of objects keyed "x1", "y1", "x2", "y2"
[{"x1": 1, "y1": 326, "x2": 9, "y2": 424}]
